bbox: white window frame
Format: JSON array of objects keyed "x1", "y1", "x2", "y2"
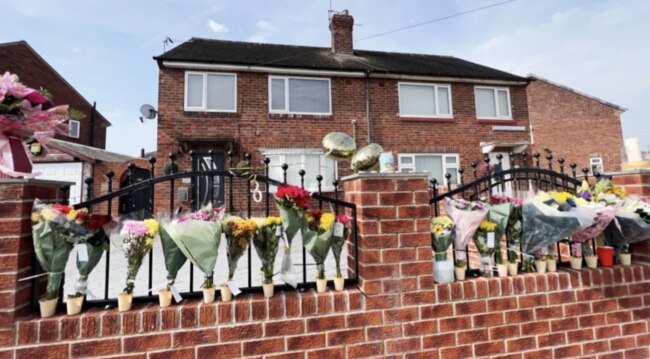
[
  {"x1": 474, "y1": 86, "x2": 512, "y2": 120},
  {"x1": 68, "y1": 120, "x2": 80, "y2": 138},
  {"x1": 398, "y1": 153, "x2": 460, "y2": 183},
  {"x1": 268, "y1": 76, "x2": 332, "y2": 115},
  {"x1": 590, "y1": 157, "x2": 604, "y2": 174},
  {"x1": 184, "y1": 71, "x2": 237, "y2": 112},
  {"x1": 398, "y1": 82, "x2": 453, "y2": 118},
  {"x1": 262, "y1": 148, "x2": 338, "y2": 192}
]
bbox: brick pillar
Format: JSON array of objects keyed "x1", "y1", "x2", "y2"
[
  {"x1": 343, "y1": 173, "x2": 432, "y2": 304},
  {"x1": 0, "y1": 179, "x2": 69, "y2": 345},
  {"x1": 611, "y1": 170, "x2": 650, "y2": 197}
]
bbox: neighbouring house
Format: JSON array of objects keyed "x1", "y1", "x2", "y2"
[
  {"x1": 153, "y1": 10, "x2": 531, "y2": 212},
  {"x1": 0, "y1": 40, "x2": 113, "y2": 203},
  {"x1": 527, "y1": 74, "x2": 626, "y2": 173}
]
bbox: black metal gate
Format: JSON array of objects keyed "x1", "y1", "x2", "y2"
[
  {"x1": 191, "y1": 152, "x2": 225, "y2": 210},
  {"x1": 118, "y1": 166, "x2": 152, "y2": 220}
]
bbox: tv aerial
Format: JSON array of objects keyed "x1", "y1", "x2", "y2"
[{"x1": 139, "y1": 104, "x2": 158, "y2": 123}]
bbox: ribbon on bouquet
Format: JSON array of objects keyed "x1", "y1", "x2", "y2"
[{"x1": 0, "y1": 131, "x2": 34, "y2": 178}]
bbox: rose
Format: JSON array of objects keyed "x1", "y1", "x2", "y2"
[{"x1": 24, "y1": 91, "x2": 52, "y2": 110}]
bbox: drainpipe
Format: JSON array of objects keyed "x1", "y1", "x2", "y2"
[
  {"x1": 351, "y1": 119, "x2": 358, "y2": 144},
  {"x1": 365, "y1": 71, "x2": 371, "y2": 145}
]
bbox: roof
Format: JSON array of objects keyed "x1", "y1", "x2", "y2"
[
  {"x1": 155, "y1": 38, "x2": 527, "y2": 83},
  {"x1": 39, "y1": 137, "x2": 135, "y2": 163},
  {"x1": 0, "y1": 41, "x2": 112, "y2": 126},
  {"x1": 528, "y1": 74, "x2": 627, "y2": 111}
]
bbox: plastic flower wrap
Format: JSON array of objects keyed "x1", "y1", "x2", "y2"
[
  {"x1": 592, "y1": 178, "x2": 627, "y2": 204},
  {"x1": 604, "y1": 197, "x2": 650, "y2": 255},
  {"x1": 489, "y1": 195, "x2": 524, "y2": 263},
  {"x1": 222, "y1": 216, "x2": 256, "y2": 285},
  {"x1": 572, "y1": 201, "x2": 621, "y2": 252},
  {"x1": 521, "y1": 192, "x2": 597, "y2": 257},
  {"x1": 162, "y1": 205, "x2": 223, "y2": 289},
  {"x1": 431, "y1": 216, "x2": 454, "y2": 261},
  {"x1": 71, "y1": 214, "x2": 114, "y2": 298},
  {"x1": 474, "y1": 219, "x2": 498, "y2": 276},
  {"x1": 274, "y1": 184, "x2": 311, "y2": 287},
  {"x1": 31, "y1": 201, "x2": 88, "y2": 300},
  {"x1": 252, "y1": 216, "x2": 282, "y2": 284},
  {"x1": 120, "y1": 219, "x2": 158, "y2": 294},
  {"x1": 331, "y1": 215, "x2": 351, "y2": 279},
  {"x1": 486, "y1": 198, "x2": 515, "y2": 265},
  {"x1": 444, "y1": 198, "x2": 488, "y2": 264},
  {"x1": 303, "y1": 210, "x2": 335, "y2": 280}
]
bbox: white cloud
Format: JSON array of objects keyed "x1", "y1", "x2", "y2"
[
  {"x1": 256, "y1": 20, "x2": 274, "y2": 30},
  {"x1": 248, "y1": 34, "x2": 269, "y2": 43},
  {"x1": 207, "y1": 19, "x2": 228, "y2": 33},
  {"x1": 473, "y1": 36, "x2": 506, "y2": 54}
]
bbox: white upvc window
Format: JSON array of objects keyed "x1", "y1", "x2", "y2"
[
  {"x1": 184, "y1": 72, "x2": 237, "y2": 112},
  {"x1": 590, "y1": 157, "x2": 604, "y2": 174},
  {"x1": 268, "y1": 76, "x2": 332, "y2": 115},
  {"x1": 68, "y1": 120, "x2": 80, "y2": 138},
  {"x1": 263, "y1": 149, "x2": 337, "y2": 192},
  {"x1": 475, "y1": 86, "x2": 512, "y2": 120},
  {"x1": 398, "y1": 83, "x2": 453, "y2": 118},
  {"x1": 398, "y1": 153, "x2": 460, "y2": 184}
]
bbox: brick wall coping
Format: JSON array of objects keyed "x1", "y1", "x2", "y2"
[
  {"x1": 341, "y1": 172, "x2": 430, "y2": 181},
  {"x1": 0, "y1": 178, "x2": 74, "y2": 186},
  {"x1": 605, "y1": 169, "x2": 650, "y2": 176}
]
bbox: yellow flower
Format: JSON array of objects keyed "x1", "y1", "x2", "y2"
[
  {"x1": 233, "y1": 219, "x2": 257, "y2": 237},
  {"x1": 67, "y1": 209, "x2": 77, "y2": 221},
  {"x1": 31, "y1": 212, "x2": 42, "y2": 222},
  {"x1": 146, "y1": 237, "x2": 154, "y2": 247},
  {"x1": 305, "y1": 213, "x2": 314, "y2": 223},
  {"x1": 432, "y1": 216, "x2": 453, "y2": 228},
  {"x1": 574, "y1": 198, "x2": 589, "y2": 206},
  {"x1": 41, "y1": 208, "x2": 57, "y2": 222},
  {"x1": 479, "y1": 220, "x2": 497, "y2": 232},
  {"x1": 431, "y1": 224, "x2": 445, "y2": 234},
  {"x1": 319, "y1": 212, "x2": 336, "y2": 231},
  {"x1": 551, "y1": 191, "x2": 574, "y2": 204},
  {"x1": 143, "y1": 219, "x2": 159, "y2": 237},
  {"x1": 265, "y1": 216, "x2": 282, "y2": 226}
]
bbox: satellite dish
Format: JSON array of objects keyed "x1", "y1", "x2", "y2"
[{"x1": 139, "y1": 104, "x2": 158, "y2": 119}]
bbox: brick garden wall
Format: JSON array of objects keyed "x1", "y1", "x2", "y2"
[{"x1": 2, "y1": 174, "x2": 650, "y2": 358}]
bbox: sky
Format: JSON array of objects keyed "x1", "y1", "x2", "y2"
[{"x1": 2, "y1": 0, "x2": 649, "y2": 156}]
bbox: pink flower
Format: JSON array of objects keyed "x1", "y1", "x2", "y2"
[
  {"x1": 336, "y1": 215, "x2": 351, "y2": 225},
  {"x1": 122, "y1": 220, "x2": 148, "y2": 237},
  {"x1": 24, "y1": 91, "x2": 52, "y2": 110}
]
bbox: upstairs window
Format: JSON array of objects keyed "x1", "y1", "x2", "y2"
[
  {"x1": 269, "y1": 76, "x2": 331, "y2": 115},
  {"x1": 184, "y1": 72, "x2": 236, "y2": 112},
  {"x1": 475, "y1": 86, "x2": 511, "y2": 119},
  {"x1": 590, "y1": 157, "x2": 604, "y2": 174},
  {"x1": 68, "y1": 120, "x2": 80, "y2": 138},
  {"x1": 399, "y1": 83, "x2": 452, "y2": 118}
]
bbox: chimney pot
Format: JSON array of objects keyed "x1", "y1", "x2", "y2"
[{"x1": 329, "y1": 10, "x2": 354, "y2": 54}]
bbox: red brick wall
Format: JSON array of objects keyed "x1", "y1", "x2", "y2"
[
  {"x1": 2, "y1": 174, "x2": 650, "y2": 358},
  {"x1": 527, "y1": 78, "x2": 624, "y2": 172},
  {"x1": 612, "y1": 170, "x2": 650, "y2": 198},
  {"x1": 155, "y1": 67, "x2": 530, "y2": 214},
  {"x1": 0, "y1": 41, "x2": 109, "y2": 149}
]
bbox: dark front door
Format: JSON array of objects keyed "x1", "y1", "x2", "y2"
[
  {"x1": 119, "y1": 167, "x2": 152, "y2": 220},
  {"x1": 192, "y1": 152, "x2": 225, "y2": 210}
]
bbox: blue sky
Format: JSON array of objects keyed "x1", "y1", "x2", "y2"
[{"x1": 2, "y1": 0, "x2": 649, "y2": 156}]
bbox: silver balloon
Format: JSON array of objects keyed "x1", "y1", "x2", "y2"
[
  {"x1": 351, "y1": 143, "x2": 383, "y2": 172},
  {"x1": 322, "y1": 132, "x2": 356, "y2": 161}
]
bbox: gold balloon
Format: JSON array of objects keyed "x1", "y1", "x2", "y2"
[
  {"x1": 322, "y1": 132, "x2": 357, "y2": 161},
  {"x1": 351, "y1": 143, "x2": 383, "y2": 172}
]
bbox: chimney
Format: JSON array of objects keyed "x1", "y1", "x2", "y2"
[{"x1": 329, "y1": 10, "x2": 354, "y2": 54}]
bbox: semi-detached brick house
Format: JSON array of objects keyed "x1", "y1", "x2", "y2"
[
  {"x1": 154, "y1": 10, "x2": 532, "y2": 212},
  {"x1": 527, "y1": 74, "x2": 626, "y2": 173}
]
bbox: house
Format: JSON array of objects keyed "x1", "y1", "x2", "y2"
[
  {"x1": 153, "y1": 10, "x2": 532, "y2": 211},
  {"x1": 0, "y1": 40, "x2": 113, "y2": 203},
  {"x1": 527, "y1": 74, "x2": 626, "y2": 173}
]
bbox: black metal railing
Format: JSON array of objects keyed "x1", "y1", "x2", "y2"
[
  {"x1": 429, "y1": 151, "x2": 605, "y2": 276},
  {"x1": 33, "y1": 151, "x2": 358, "y2": 308}
]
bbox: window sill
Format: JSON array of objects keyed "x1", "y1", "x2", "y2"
[
  {"x1": 183, "y1": 111, "x2": 241, "y2": 119},
  {"x1": 269, "y1": 113, "x2": 333, "y2": 120},
  {"x1": 400, "y1": 117, "x2": 454, "y2": 123},
  {"x1": 477, "y1": 119, "x2": 517, "y2": 125}
]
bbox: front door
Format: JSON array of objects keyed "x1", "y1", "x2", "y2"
[
  {"x1": 191, "y1": 153, "x2": 225, "y2": 210},
  {"x1": 488, "y1": 152, "x2": 513, "y2": 196}
]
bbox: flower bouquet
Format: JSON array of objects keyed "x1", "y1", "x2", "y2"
[
  {"x1": 68, "y1": 214, "x2": 113, "y2": 315},
  {"x1": 474, "y1": 220, "x2": 498, "y2": 277},
  {"x1": 486, "y1": 197, "x2": 516, "y2": 277},
  {"x1": 303, "y1": 210, "x2": 335, "y2": 292},
  {"x1": 431, "y1": 216, "x2": 455, "y2": 283},
  {"x1": 252, "y1": 216, "x2": 282, "y2": 297},
  {"x1": 1, "y1": 72, "x2": 72, "y2": 178},
  {"x1": 490, "y1": 195, "x2": 524, "y2": 275},
  {"x1": 444, "y1": 198, "x2": 488, "y2": 280},
  {"x1": 118, "y1": 219, "x2": 158, "y2": 311},
  {"x1": 222, "y1": 216, "x2": 256, "y2": 301},
  {"x1": 162, "y1": 205, "x2": 223, "y2": 304},
  {"x1": 604, "y1": 197, "x2": 650, "y2": 265},
  {"x1": 521, "y1": 191, "x2": 596, "y2": 272},
  {"x1": 331, "y1": 215, "x2": 350, "y2": 290},
  {"x1": 275, "y1": 184, "x2": 311, "y2": 288},
  {"x1": 31, "y1": 202, "x2": 91, "y2": 317}
]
